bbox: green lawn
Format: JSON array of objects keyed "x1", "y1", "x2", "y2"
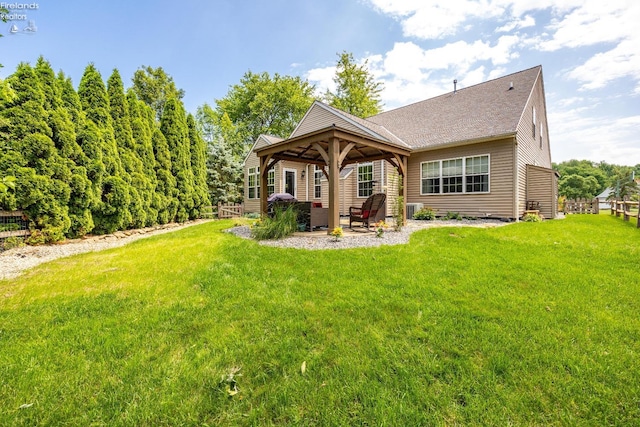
[{"x1": 1, "y1": 215, "x2": 639, "y2": 426}]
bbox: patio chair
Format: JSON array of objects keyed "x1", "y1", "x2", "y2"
[{"x1": 349, "y1": 193, "x2": 386, "y2": 229}]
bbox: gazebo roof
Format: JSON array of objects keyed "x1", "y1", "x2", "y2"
[{"x1": 255, "y1": 124, "x2": 411, "y2": 169}]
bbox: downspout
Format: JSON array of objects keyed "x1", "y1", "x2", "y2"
[{"x1": 513, "y1": 136, "x2": 519, "y2": 221}]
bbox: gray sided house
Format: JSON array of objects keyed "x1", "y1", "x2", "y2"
[{"x1": 243, "y1": 65, "x2": 558, "y2": 225}]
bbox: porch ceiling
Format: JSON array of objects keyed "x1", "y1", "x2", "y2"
[{"x1": 255, "y1": 125, "x2": 411, "y2": 168}]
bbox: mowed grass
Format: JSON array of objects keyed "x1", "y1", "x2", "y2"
[{"x1": 1, "y1": 215, "x2": 639, "y2": 426}]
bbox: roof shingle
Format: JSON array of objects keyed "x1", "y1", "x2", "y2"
[{"x1": 366, "y1": 66, "x2": 541, "y2": 149}]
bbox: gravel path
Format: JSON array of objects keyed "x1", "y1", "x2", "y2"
[
  {"x1": 1, "y1": 218, "x2": 508, "y2": 281},
  {"x1": 0, "y1": 220, "x2": 209, "y2": 281},
  {"x1": 226, "y1": 219, "x2": 509, "y2": 250}
]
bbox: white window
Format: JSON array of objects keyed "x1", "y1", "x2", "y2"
[
  {"x1": 267, "y1": 169, "x2": 275, "y2": 196},
  {"x1": 357, "y1": 163, "x2": 374, "y2": 197},
  {"x1": 314, "y1": 165, "x2": 322, "y2": 199},
  {"x1": 442, "y1": 159, "x2": 463, "y2": 193},
  {"x1": 421, "y1": 155, "x2": 490, "y2": 195},
  {"x1": 539, "y1": 122, "x2": 544, "y2": 149},
  {"x1": 465, "y1": 156, "x2": 489, "y2": 193},
  {"x1": 532, "y1": 106, "x2": 537, "y2": 138},
  {"x1": 248, "y1": 166, "x2": 260, "y2": 199},
  {"x1": 421, "y1": 161, "x2": 440, "y2": 194}
]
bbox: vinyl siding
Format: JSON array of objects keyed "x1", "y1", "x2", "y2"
[
  {"x1": 290, "y1": 103, "x2": 368, "y2": 138},
  {"x1": 526, "y1": 164, "x2": 558, "y2": 219},
  {"x1": 515, "y1": 71, "x2": 554, "y2": 217},
  {"x1": 244, "y1": 138, "x2": 307, "y2": 213},
  {"x1": 406, "y1": 138, "x2": 516, "y2": 219}
]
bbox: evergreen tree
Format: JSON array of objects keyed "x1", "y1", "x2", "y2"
[
  {"x1": 160, "y1": 98, "x2": 195, "y2": 222},
  {"x1": 78, "y1": 64, "x2": 131, "y2": 233},
  {"x1": 151, "y1": 127, "x2": 177, "y2": 224},
  {"x1": 187, "y1": 113, "x2": 211, "y2": 218},
  {"x1": 0, "y1": 63, "x2": 71, "y2": 241},
  {"x1": 206, "y1": 137, "x2": 243, "y2": 206},
  {"x1": 108, "y1": 69, "x2": 148, "y2": 228},
  {"x1": 195, "y1": 105, "x2": 243, "y2": 205},
  {"x1": 36, "y1": 58, "x2": 94, "y2": 237},
  {"x1": 127, "y1": 90, "x2": 159, "y2": 226}
]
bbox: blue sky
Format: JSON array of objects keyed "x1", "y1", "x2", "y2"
[{"x1": 1, "y1": 0, "x2": 639, "y2": 166}]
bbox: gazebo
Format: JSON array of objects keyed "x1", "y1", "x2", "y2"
[{"x1": 255, "y1": 125, "x2": 411, "y2": 233}]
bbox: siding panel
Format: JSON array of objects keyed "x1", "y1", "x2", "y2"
[{"x1": 406, "y1": 138, "x2": 515, "y2": 219}]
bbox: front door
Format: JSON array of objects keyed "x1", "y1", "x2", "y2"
[{"x1": 284, "y1": 170, "x2": 296, "y2": 197}]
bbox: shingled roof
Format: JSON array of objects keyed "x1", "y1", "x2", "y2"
[{"x1": 366, "y1": 65, "x2": 542, "y2": 150}]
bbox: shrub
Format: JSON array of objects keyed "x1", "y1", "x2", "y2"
[
  {"x1": 443, "y1": 211, "x2": 462, "y2": 220},
  {"x1": 413, "y1": 207, "x2": 436, "y2": 220},
  {"x1": 522, "y1": 213, "x2": 543, "y2": 222},
  {"x1": 250, "y1": 205, "x2": 298, "y2": 240},
  {"x1": 2, "y1": 236, "x2": 25, "y2": 250}
]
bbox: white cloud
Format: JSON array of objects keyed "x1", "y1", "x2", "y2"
[
  {"x1": 306, "y1": 66, "x2": 336, "y2": 96},
  {"x1": 367, "y1": 0, "x2": 506, "y2": 39},
  {"x1": 549, "y1": 107, "x2": 640, "y2": 165},
  {"x1": 568, "y1": 39, "x2": 640, "y2": 90},
  {"x1": 538, "y1": 1, "x2": 638, "y2": 51},
  {"x1": 496, "y1": 14, "x2": 535, "y2": 32}
]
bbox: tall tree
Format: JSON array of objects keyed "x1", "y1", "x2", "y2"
[
  {"x1": 35, "y1": 58, "x2": 94, "y2": 237},
  {"x1": 152, "y1": 127, "x2": 177, "y2": 224},
  {"x1": 195, "y1": 104, "x2": 243, "y2": 205},
  {"x1": 215, "y1": 71, "x2": 315, "y2": 150},
  {"x1": 325, "y1": 51, "x2": 384, "y2": 118},
  {"x1": 160, "y1": 98, "x2": 195, "y2": 222},
  {"x1": 131, "y1": 66, "x2": 185, "y2": 121},
  {"x1": 108, "y1": 69, "x2": 149, "y2": 228},
  {"x1": 78, "y1": 64, "x2": 131, "y2": 233},
  {"x1": 554, "y1": 159, "x2": 608, "y2": 198},
  {"x1": 0, "y1": 63, "x2": 71, "y2": 241},
  {"x1": 127, "y1": 90, "x2": 159, "y2": 226},
  {"x1": 187, "y1": 114, "x2": 211, "y2": 217}
]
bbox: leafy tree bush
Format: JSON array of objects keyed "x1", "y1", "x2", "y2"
[
  {"x1": 413, "y1": 207, "x2": 436, "y2": 220},
  {"x1": 324, "y1": 51, "x2": 384, "y2": 118}
]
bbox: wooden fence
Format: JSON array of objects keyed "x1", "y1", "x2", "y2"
[
  {"x1": 199, "y1": 204, "x2": 244, "y2": 219},
  {"x1": 564, "y1": 198, "x2": 599, "y2": 214},
  {"x1": 215, "y1": 203, "x2": 244, "y2": 219},
  {"x1": 0, "y1": 210, "x2": 30, "y2": 240},
  {"x1": 610, "y1": 199, "x2": 640, "y2": 228}
]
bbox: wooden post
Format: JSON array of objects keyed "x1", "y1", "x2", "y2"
[
  {"x1": 327, "y1": 136, "x2": 340, "y2": 233},
  {"x1": 259, "y1": 155, "x2": 269, "y2": 217},
  {"x1": 402, "y1": 156, "x2": 408, "y2": 225}
]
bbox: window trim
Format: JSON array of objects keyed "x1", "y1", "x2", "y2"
[
  {"x1": 314, "y1": 165, "x2": 323, "y2": 199},
  {"x1": 247, "y1": 166, "x2": 260, "y2": 199},
  {"x1": 420, "y1": 155, "x2": 490, "y2": 196},
  {"x1": 357, "y1": 162, "x2": 374, "y2": 198},
  {"x1": 267, "y1": 168, "x2": 275, "y2": 196}
]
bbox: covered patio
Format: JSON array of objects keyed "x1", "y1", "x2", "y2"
[{"x1": 255, "y1": 125, "x2": 411, "y2": 233}]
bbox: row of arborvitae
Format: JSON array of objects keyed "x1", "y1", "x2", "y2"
[{"x1": 0, "y1": 58, "x2": 210, "y2": 242}]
